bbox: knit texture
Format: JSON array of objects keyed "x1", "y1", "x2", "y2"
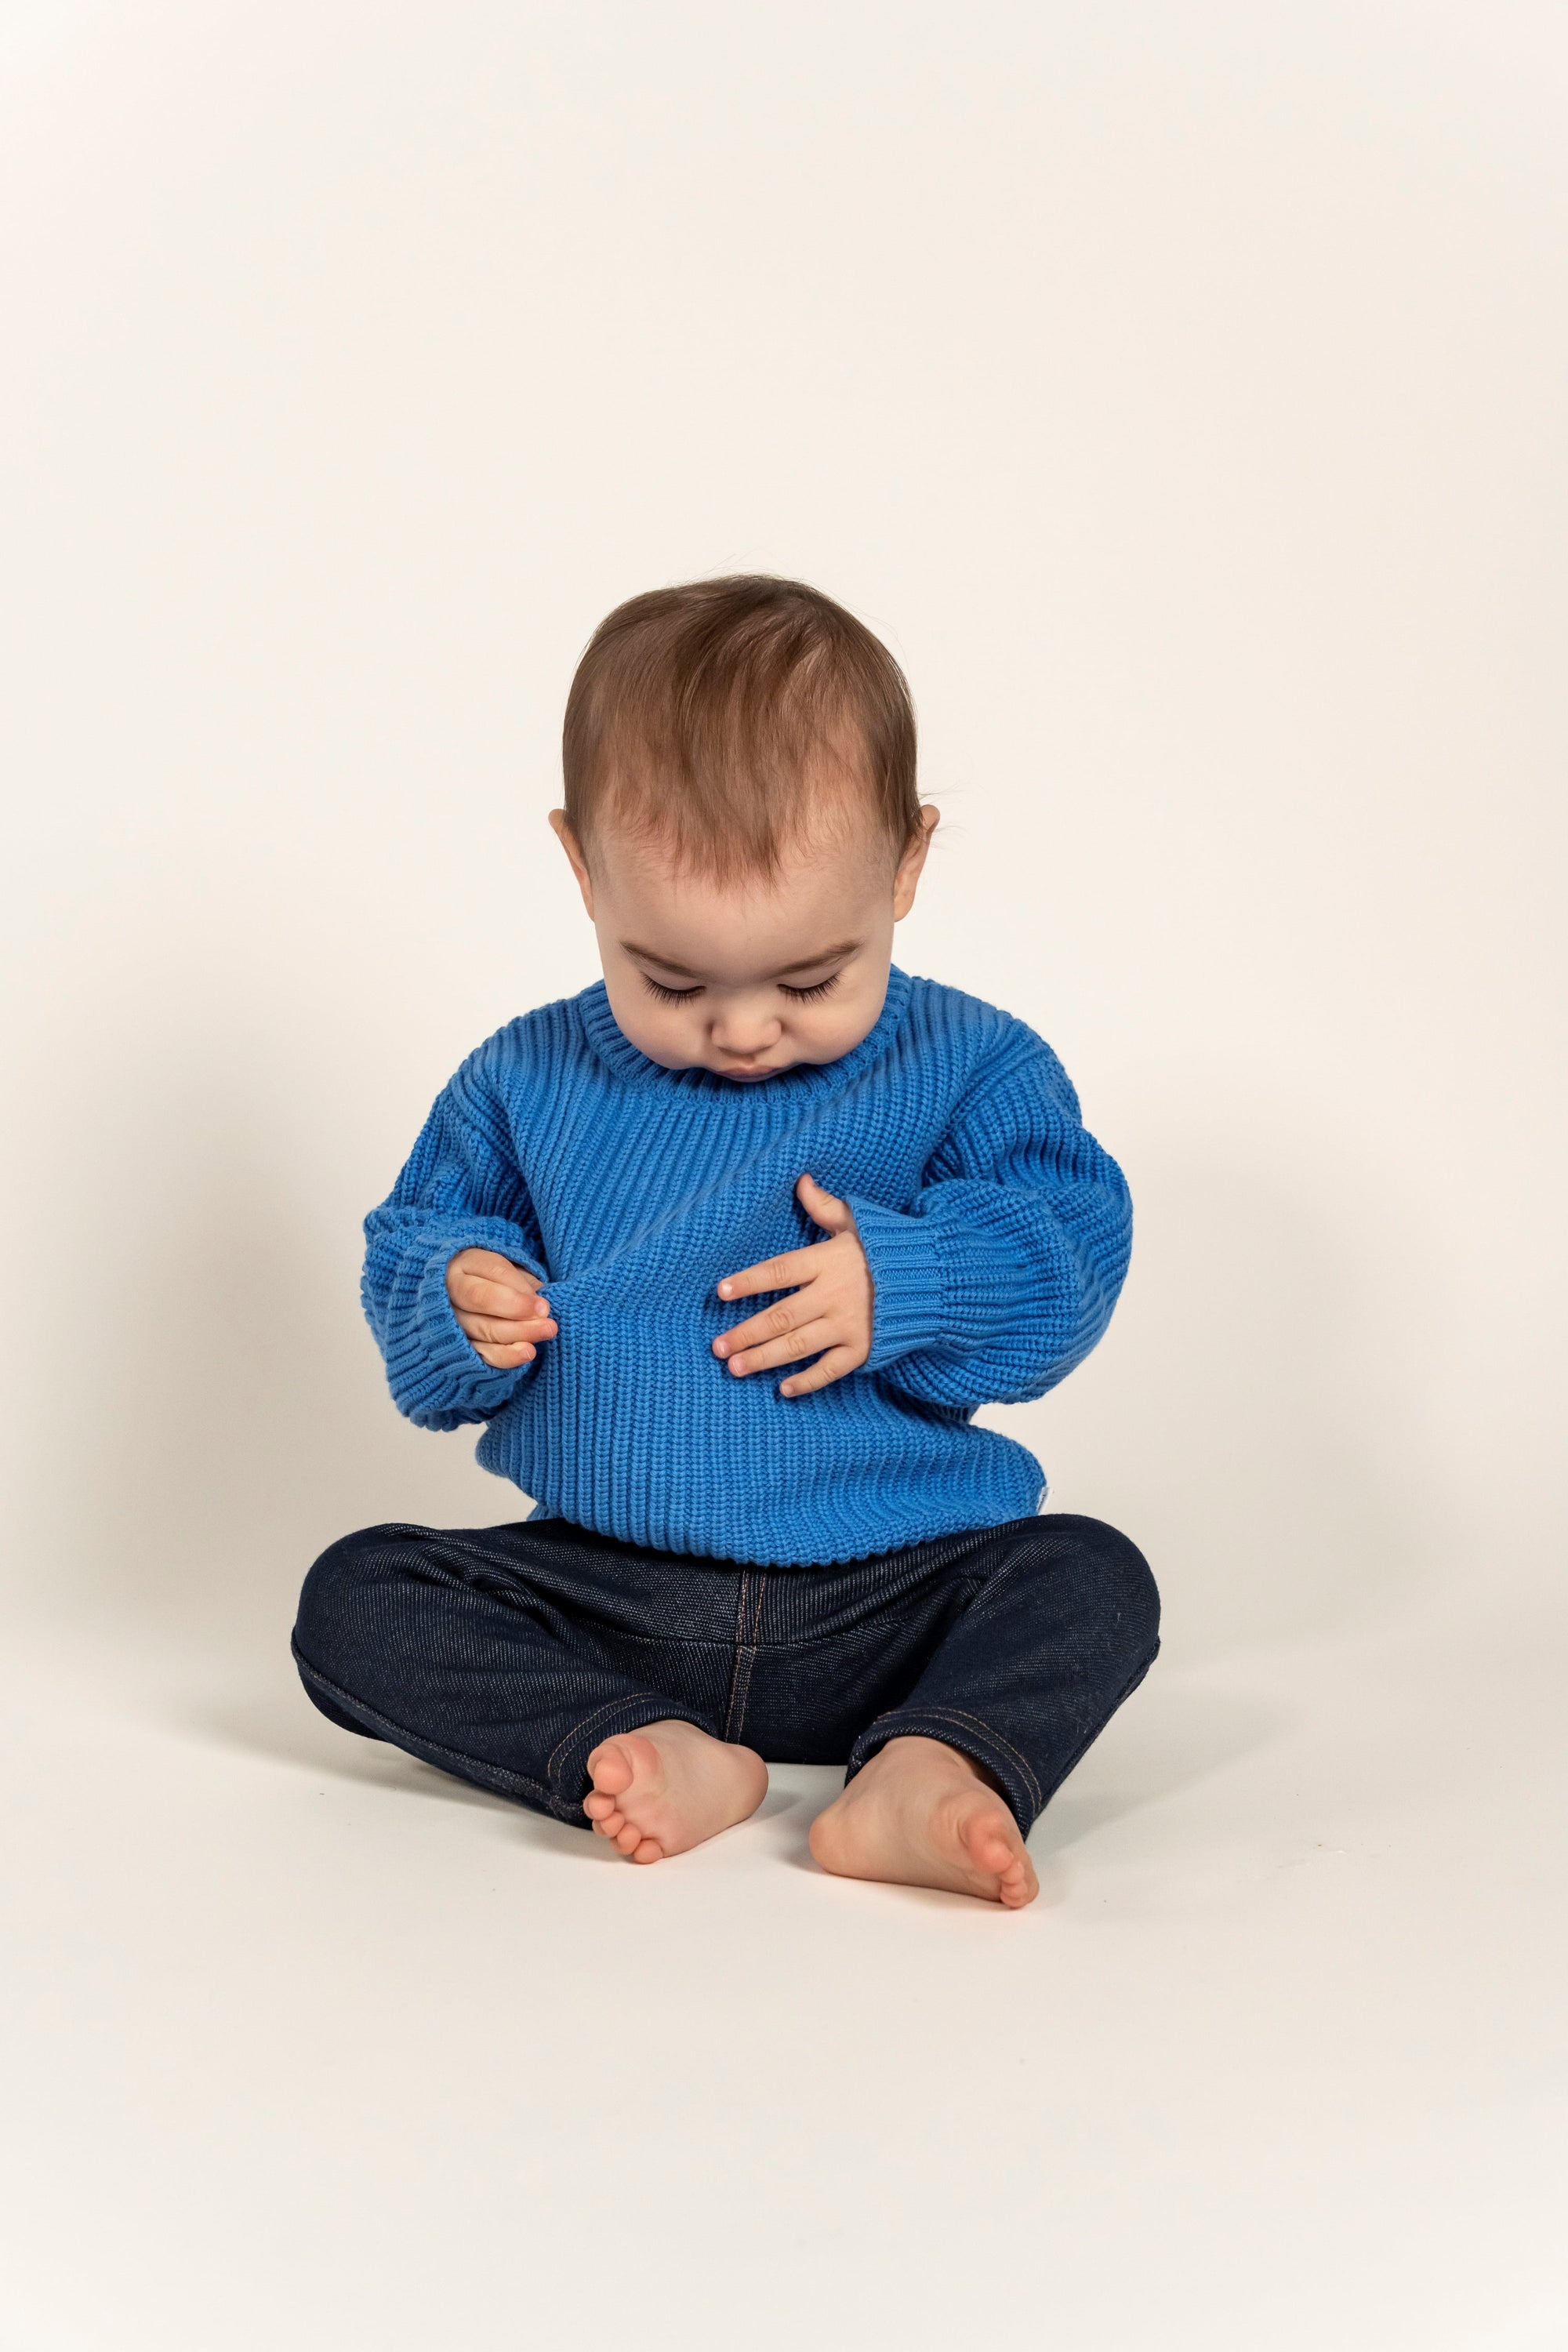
[{"x1": 362, "y1": 966, "x2": 1132, "y2": 1566}]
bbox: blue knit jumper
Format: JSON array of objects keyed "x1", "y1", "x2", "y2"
[{"x1": 363, "y1": 965, "x2": 1131, "y2": 1567}]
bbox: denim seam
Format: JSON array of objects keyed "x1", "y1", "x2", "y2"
[
  {"x1": 721, "y1": 1571, "x2": 766, "y2": 1741},
  {"x1": 739, "y1": 1573, "x2": 768, "y2": 1738},
  {"x1": 532, "y1": 1628, "x2": 735, "y2": 1653},
  {"x1": 860, "y1": 1701, "x2": 1046, "y2": 1817},
  {"x1": 721, "y1": 1574, "x2": 748, "y2": 1741},
  {"x1": 546, "y1": 1691, "x2": 674, "y2": 1782},
  {"x1": 294, "y1": 1639, "x2": 558, "y2": 1812}
]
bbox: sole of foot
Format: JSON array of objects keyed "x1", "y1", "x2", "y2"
[
  {"x1": 808, "y1": 1734, "x2": 1040, "y2": 1907},
  {"x1": 583, "y1": 1719, "x2": 768, "y2": 1864}
]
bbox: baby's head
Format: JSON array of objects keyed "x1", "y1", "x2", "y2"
[{"x1": 550, "y1": 576, "x2": 938, "y2": 1081}]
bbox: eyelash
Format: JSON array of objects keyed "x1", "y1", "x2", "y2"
[{"x1": 641, "y1": 974, "x2": 843, "y2": 1006}]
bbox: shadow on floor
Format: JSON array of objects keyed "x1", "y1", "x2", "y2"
[
  {"x1": 187, "y1": 1680, "x2": 814, "y2": 1857},
  {"x1": 186, "y1": 1623, "x2": 1279, "y2": 1882},
  {"x1": 1034, "y1": 1678, "x2": 1282, "y2": 1855}
]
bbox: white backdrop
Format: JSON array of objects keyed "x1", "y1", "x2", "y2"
[
  {"x1": 5, "y1": 0, "x2": 1562, "y2": 1669},
  {"x1": 2, "y1": 7, "x2": 1565, "y2": 2347}
]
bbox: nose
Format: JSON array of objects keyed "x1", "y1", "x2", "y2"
[{"x1": 710, "y1": 1000, "x2": 784, "y2": 1058}]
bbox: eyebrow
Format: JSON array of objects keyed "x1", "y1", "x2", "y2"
[{"x1": 619, "y1": 939, "x2": 862, "y2": 982}]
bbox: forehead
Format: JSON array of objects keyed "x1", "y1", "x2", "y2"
[{"x1": 593, "y1": 820, "x2": 889, "y2": 982}]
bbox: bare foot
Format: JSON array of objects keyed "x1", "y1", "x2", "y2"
[
  {"x1": 583, "y1": 1719, "x2": 768, "y2": 1864},
  {"x1": 808, "y1": 1735, "x2": 1039, "y2": 1908}
]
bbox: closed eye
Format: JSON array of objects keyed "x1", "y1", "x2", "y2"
[
  {"x1": 639, "y1": 971, "x2": 844, "y2": 1006},
  {"x1": 779, "y1": 973, "x2": 842, "y2": 1003}
]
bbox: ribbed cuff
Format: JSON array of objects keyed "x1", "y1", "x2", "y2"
[
  {"x1": 379, "y1": 1235, "x2": 543, "y2": 1421},
  {"x1": 845, "y1": 1195, "x2": 947, "y2": 1369},
  {"x1": 845, "y1": 1196, "x2": 1025, "y2": 1374}
]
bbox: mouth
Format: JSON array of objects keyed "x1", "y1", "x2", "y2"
[{"x1": 717, "y1": 1063, "x2": 782, "y2": 1081}]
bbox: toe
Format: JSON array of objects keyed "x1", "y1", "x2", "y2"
[
  {"x1": 586, "y1": 1738, "x2": 633, "y2": 1797},
  {"x1": 971, "y1": 1828, "x2": 1019, "y2": 1878},
  {"x1": 630, "y1": 1838, "x2": 663, "y2": 1864},
  {"x1": 958, "y1": 1803, "x2": 1040, "y2": 1905},
  {"x1": 583, "y1": 1790, "x2": 615, "y2": 1820},
  {"x1": 614, "y1": 1822, "x2": 642, "y2": 1855},
  {"x1": 998, "y1": 1857, "x2": 1039, "y2": 1908},
  {"x1": 593, "y1": 1808, "x2": 624, "y2": 1839},
  {"x1": 963, "y1": 1804, "x2": 1022, "y2": 1874}
]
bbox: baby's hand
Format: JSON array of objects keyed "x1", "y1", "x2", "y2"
[
  {"x1": 446, "y1": 1248, "x2": 557, "y2": 1370},
  {"x1": 713, "y1": 1173, "x2": 872, "y2": 1398}
]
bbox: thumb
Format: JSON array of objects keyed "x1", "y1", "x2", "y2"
[{"x1": 797, "y1": 1171, "x2": 851, "y2": 1234}]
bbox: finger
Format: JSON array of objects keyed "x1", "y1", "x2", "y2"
[
  {"x1": 795, "y1": 1171, "x2": 851, "y2": 1232},
  {"x1": 452, "y1": 1249, "x2": 542, "y2": 1288},
  {"x1": 452, "y1": 1271, "x2": 551, "y2": 1317},
  {"x1": 459, "y1": 1312, "x2": 557, "y2": 1347},
  {"x1": 456, "y1": 1302, "x2": 556, "y2": 1335},
  {"x1": 779, "y1": 1345, "x2": 862, "y2": 1397},
  {"x1": 720, "y1": 1319, "x2": 837, "y2": 1377},
  {"x1": 471, "y1": 1340, "x2": 538, "y2": 1368},
  {"x1": 713, "y1": 1292, "x2": 818, "y2": 1358},
  {"x1": 715, "y1": 1247, "x2": 822, "y2": 1301},
  {"x1": 449, "y1": 1254, "x2": 542, "y2": 1293},
  {"x1": 449, "y1": 1276, "x2": 546, "y2": 1321}
]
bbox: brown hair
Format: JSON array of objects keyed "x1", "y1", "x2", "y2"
[{"x1": 561, "y1": 575, "x2": 920, "y2": 883}]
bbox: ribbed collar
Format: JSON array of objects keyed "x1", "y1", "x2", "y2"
[{"x1": 579, "y1": 964, "x2": 913, "y2": 1100}]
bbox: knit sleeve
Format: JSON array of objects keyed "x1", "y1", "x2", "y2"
[
  {"x1": 841, "y1": 1029, "x2": 1131, "y2": 1410},
  {"x1": 361, "y1": 1059, "x2": 548, "y2": 1432}
]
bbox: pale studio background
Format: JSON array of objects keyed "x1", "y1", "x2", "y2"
[{"x1": 2, "y1": 4, "x2": 1565, "y2": 2348}]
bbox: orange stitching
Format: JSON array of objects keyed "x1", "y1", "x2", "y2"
[
  {"x1": 722, "y1": 1573, "x2": 750, "y2": 1740},
  {"x1": 916, "y1": 1707, "x2": 1044, "y2": 1810},
  {"x1": 859, "y1": 1702, "x2": 1044, "y2": 1813}
]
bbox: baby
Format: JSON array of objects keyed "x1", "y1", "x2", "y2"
[{"x1": 293, "y1": 576, "x2": 1159, "y2": 1908}]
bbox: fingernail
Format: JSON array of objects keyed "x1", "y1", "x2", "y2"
[
  {"x1": 713, "y1": 1340, "x2": 728, "y2": 1357},
  {"x1": 717, "y1": 1280, "x2": 733, "y2": 1298}
]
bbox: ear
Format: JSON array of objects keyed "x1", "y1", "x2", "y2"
[
  {"x1": 549, "y1": 809, "x2": 596, "y2": 918},
  {"x1": 891, "y1": 804, "x2": 939, "y2": 921}
]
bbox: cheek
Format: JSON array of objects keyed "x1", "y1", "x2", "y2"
[
  {"x1": 606, "y1": 981, "x2": 686, "y2": 1062},
  {"x1": 794, "y1": 984, "x2": 882, "y2": 1056}
]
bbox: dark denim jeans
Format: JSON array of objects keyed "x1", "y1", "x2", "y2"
[{"x1": 292, "y1": 1513, "x2": 1160, "y2": 1836}]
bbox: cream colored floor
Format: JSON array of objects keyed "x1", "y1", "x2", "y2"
[{"x1": 4, "y1": 1555, "x2": 1563, "y2": 2352}]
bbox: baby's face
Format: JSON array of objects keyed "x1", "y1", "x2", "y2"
[{"x1": 550, "y1": 801, "x2": 936, "y2": 1081}]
